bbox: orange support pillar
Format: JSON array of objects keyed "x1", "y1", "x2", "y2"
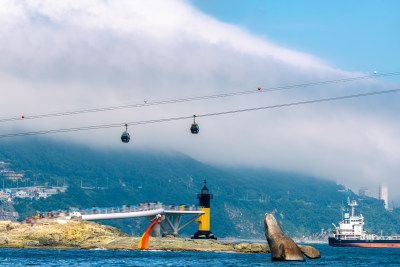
[{"x1": 138, "y1": 220, "x2": 161, "y2": 249}]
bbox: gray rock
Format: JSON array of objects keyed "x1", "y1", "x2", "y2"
[{"x1": 297, "y1": 244, "x2": 321, "y2": 259}]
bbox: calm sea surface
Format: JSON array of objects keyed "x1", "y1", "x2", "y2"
[{"x1": 1, "y1": 244, "x2": 400, "y2": 266}]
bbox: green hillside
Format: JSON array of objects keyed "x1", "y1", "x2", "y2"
[{"x1": 0, "y1": 138, "x2": 397, "y2": 238}]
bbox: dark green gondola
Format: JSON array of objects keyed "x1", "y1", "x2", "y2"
[
  {"x1": 190, "y1": 115, "x2": 199, "y2": 134},
  {"x1": 121, "y1": 124, "x2": 131, "y2": 143}
]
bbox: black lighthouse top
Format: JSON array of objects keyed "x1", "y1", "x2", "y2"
[{"x1": 197, "y1": 179, "x2": 213, "y2": 208}]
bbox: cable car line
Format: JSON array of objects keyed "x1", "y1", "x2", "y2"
[
  {"x1": 1, "y1": 87, "x2": 399, "y2": 139},
  {"x1": 1, "y1": 71, "x2": 399, "y2": 124},
  {"x1": 195, "y1": 88, "x2": 400, "y2": 119},
  {"x1": 0, "y1": 116, "x2": 194, "y2": 138}
]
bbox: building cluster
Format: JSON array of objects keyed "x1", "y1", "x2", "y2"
[
  {"x1": 0, "y1": 186, "x2": 68, "y2": 201},
  {"x1": 340, "y1": 181, "x2": 391, "y2": 210},
  {"x1": 355, "y1": 184, "x2": 390, "y2": 210},
  {"x1": 0, "y1": 161, "x2": 24, "y2": 182},
  {"x1": 0, "y1": 161, "x2": 25, "y2": 182},
  {"x1": 0, "y1": 161, "x2": 68, "y2": 202}
]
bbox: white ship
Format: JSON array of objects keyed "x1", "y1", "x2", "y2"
[{"x1": 329, "y1": 200, "x2": 400, "y2": 247}]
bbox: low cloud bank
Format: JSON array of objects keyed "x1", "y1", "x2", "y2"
[{"x1": 1, "y1": 0, "x2": 399, "y2": 200}]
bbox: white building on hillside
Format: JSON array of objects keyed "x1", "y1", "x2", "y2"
[{"x1": 379, "y1": 184, "x2": 389, "y2": 210}]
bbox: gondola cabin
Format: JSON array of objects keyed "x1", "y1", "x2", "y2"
[
  {"x1": 190, "y1": 115, "x2": 199, "y2": 134},
  {"x1": 121, "y1": 124, "x2": 131, "y2": 143},
  {"x1": 121, "y1": 132, "x2": 130, "y2": 143},
  {"x1": 190, "y1": 123, "x2": 199, "y2": 134}
]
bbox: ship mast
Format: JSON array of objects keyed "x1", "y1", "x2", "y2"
[{"x1": 348, "y1": 199, "x2": 358, "y2": 217}]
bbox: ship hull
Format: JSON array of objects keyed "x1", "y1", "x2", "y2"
[{"x1": 329, "y1": 237, "x2": 400, "y2": 248}]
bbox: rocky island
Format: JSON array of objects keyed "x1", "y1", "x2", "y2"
[
  {"x1": 0, "y1": 219, "x2": 268, "y2": 253},
  {"x1": 0, "y1": 218, "x2": 319, "y2": 259}
]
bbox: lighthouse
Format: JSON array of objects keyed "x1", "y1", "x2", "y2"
[{"x1": 192, "y1": 179, "x2": 217, "y2": 239}]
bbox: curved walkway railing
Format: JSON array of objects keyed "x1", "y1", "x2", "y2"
[{"x1": 35, "y1": 202, "x2": 201, "y2": 220}]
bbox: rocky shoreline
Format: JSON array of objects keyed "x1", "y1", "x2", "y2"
[
  {"x1": 0, "y1": 219, "x2": 320, "y2": 259},
  {"x1": 0, "y1": 219, "x2": 269, "y2": 253}
]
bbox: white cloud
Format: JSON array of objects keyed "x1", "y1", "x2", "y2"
[{"x1": 1, "y1": 0, "x2": 400, "y2": 200}]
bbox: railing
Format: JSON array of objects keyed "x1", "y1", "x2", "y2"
[
  {"x1": 368, "y1": 235, "x2": 400, "y2": 241},
  {"x1": 331, "y1": 233, "x2": 400, "y2": 241},
  {"x1": 35, "y1": 203, "x2": 200, "y2": 219}
]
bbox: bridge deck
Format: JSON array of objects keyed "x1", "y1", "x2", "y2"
[{"x1": 40, "y1": 203, "x2": 204, "y2": 220}]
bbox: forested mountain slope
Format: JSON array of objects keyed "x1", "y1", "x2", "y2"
[{"x1": 0, "y1": 138, "x2": 395, "y2": 238}]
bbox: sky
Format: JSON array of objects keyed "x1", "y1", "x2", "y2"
[
  {"x1": 190, "y1": 0, "x2": 400, "y2": 73},
  {"x1": 0, "y1": 0, "x2": 400, "y2": 202}
]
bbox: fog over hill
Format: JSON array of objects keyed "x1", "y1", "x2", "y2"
[
  {"x1": 1, "y1": 138, "x2": 399, "y2": 238},
  {"x1": 1, "y1": 0, "x2": 400, "y2": 200}
]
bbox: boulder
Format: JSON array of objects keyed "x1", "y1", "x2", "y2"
[{"x1": 297, "y1": 245, "x2": 321, "y2": 259}]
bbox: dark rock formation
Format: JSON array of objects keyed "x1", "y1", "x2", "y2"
[
  {"x1": 297, "y1": 244, "x2": 321, "y2": 259},
  {"x1": 264, "y1": 213, "x2": 305, "y2": 261}
]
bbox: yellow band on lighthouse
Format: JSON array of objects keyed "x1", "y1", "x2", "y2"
[{"x1": 196, "y1": 207, "x2": 210, "y2": 231}]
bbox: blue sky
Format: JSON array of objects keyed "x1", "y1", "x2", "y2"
[{"x1": 189, "y1": 0, "x2": 400, "y2": 73}]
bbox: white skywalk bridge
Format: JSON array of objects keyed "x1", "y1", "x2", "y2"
[
  {"x1": 46, "y1": 203, "x2": 204, "y2": 237},
  {"x1": 76, "y1": 208, "x2": 165, "y2": 221}
]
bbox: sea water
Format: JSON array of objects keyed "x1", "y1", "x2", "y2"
[{"x1": 1, "y1": 244, "x2": 400, "y2": 266}]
